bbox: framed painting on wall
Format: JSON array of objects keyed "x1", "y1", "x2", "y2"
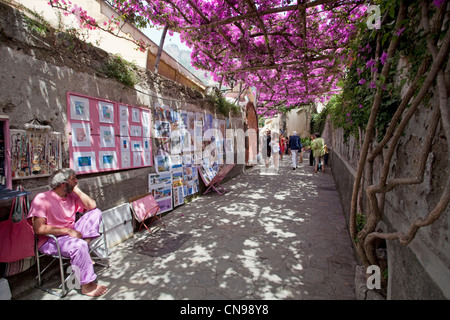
[
  {"x1": 73, "y1": 151, "x2": 96, "y2": 173},
  {"x1": 99, "y1": 102, "x2": 114, "y2": 124},
  {"x1": 69, "y1": 95, "x2": 90, "y2": 121},
  {"x1": 71, "y1": 122, "x2": 91, "y2": 147}
]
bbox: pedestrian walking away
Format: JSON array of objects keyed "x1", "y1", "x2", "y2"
[
  {"x1": 264, "y1": 130, "x2": 272, "y2": 167},
  {"x1": 311, "y1": 132, "x2": 326, "y2": 173},
  {"x1": 279, "y1": 134, "x2": 286, "y2": 161},
  {"x1": 270, "y1": 131, "x2": 280, "y2": 170},
  {"x1": 288, "y1": 131, "x2": 302, "y2": 170}
]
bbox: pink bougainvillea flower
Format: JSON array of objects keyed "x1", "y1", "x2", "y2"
[
  {"x1": 369, "y1": 81, "x2": 377, "y2": 89},
  {"x1": 358, "y1": 78, "x2": 366, "y2": 85},
  {"x1": 380, "y1": 51, "x2": 388, "y2": 65},
  {"x1": 396, "y1": 27, "x2": 406, "y2": 37},
  {"x1": 433, "y1": 0, "x2": 445, "y2": 7},
  {"x1": 366, "y1": 58, "x2": 376, "y2": 69}
]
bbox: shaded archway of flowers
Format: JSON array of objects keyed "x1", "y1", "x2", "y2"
[{"x1": 49, "y1": 0, "x2": 367, "y2": 116}]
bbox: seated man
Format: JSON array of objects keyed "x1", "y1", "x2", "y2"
[{"x1": 28, "y1": 168, "x2": 107, "y2": 297}]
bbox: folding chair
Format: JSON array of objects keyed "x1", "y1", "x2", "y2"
[
  {"x1": 129, "y1": 193, "x2": 163, "y2": 234},
  {"x1": 35, "y1": 220, "x2": 109, "y2": 298}
]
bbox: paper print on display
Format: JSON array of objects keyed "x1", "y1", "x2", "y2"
[
  {"x1": 148, "y1": 172, "x2": 173, "y2": 213},
  {"x1": 183, "y1": 165, "x2": 191, "y2": 197},
  {"x1": 73, "y1": 151, "x2": 96, "y2": 173},
  {"x1": 119, "y1": 121, "x2": 129, "y2": 136},
  {"x1": 194, "y1": 121, "x2": 203, "y2": 141},
  {"x1": 171, "y1": 130, "x2": 182, "y2": 155},
  {"x1": 130, "y1": 125, "x2": 142, "y2": 137},
  {"x1": 143, "y1": 152, "x2": 152, "y2": 166},
  {"x1": 173, "y1": 186, "x2": 184, "y2": 207},
  {"x1": 181, "y1": 129, "x2": 191, "y2": 152},
  {"x1": 120, "y1": 137, "x2": 130, "y2": 151},
  {"x1": 149, "y1": 172, "x2": 172, "y2": 187},
  {"x1": 69, "y1": 95, "x2": 90, "y2": 121},
  {"x1": 154, "y1": 121, "x2": 171, "y2": 139},
  {"x1": 183, "y1": 153, "x2": 192, "y2": 165},
  {"x1": 100, "y1": 126, "x2": 115, "y2": 148},
  {"x1": 157, "y1": 197, "x2": 172, "y2": 214},
  {"x1": 154, "y1": 152, "x2": 171, "y2": 173},
  {"x1": 171, "y1": 155, "x2": 183, "y2": 173},
  {"x1": 142, "y1": 111, "x2": 151, "y2": 137},
  {"x1": 121, "y1": 152, "x2": 131, "y2": 168},
  {"x1": 172, "y1": 170, "x2": 184, "y2": 207},
  {"x1": 143, "y1": 138, "x2": 151, "y2": 151},
  {"x1": 133, "y1": 152, "x2": 142, "y2": 167},
  {"x1": 192, "y1": 166, "x2": 199, "y2": 193},
  {"x1": 183, "y1": 164, "x2": 199, "y2": 196},
  {"x1": 99, "y1": 102, "x2": 114, "y2": 124},
  {"x1": 119, "y1": 105, "x2": 129, "y2": 121},
  {"x1": 154, "y1": 104, "x2": 165, "y2": 121},
  {"x1": 131, "y1": 140, "x2": 143, "y2": 152},
  {"x1": 71, "y1": 123, "x2": 91, "y2": 147},
  {"x1": 99, "y1": 151, "x2": 118, "y2": 170},
  {"x1": 131, "y1": 108, "x2": 140, "y2": 123}
]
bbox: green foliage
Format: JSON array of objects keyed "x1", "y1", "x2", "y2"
[
  {"x1": 310, "y1": 110, "x2": 327, "y2": 136},
  {"x1": 209, "y1": 89, "x2": 240, "y2": 117},
  {"x1": 301, "y1": 137, "x2": 311, "y2": 148},
  {"x1": 356, "y1": 212, "x2": 366, "y2": 233},
  {"x1": 328, "y1": 1, "x2": 430, "y2": 143},
  {"x1": 23, "y1": 12, "x2": 50, "y2": 37},
  {"x1": 98, "y1": 54, "x2": 139, "y2": 87}
]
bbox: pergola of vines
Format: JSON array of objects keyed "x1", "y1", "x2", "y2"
[
  {"x1": 50, "y1": 0, "x2": 367, "y2": 117},
  {"x1": 47, "y1": 0, "x2": 449, "y2": 280}
]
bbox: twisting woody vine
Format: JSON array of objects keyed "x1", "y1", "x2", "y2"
[{"x1": 346, "y1": 0, "x2": 449, "y2": 270}]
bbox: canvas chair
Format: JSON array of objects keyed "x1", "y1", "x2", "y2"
[
  {"x1": 35, "y1": 220, "x2": 109, "y2": 298},
  {"x1": 129, "y1": 193, "x2": 163, "y2": 234}
]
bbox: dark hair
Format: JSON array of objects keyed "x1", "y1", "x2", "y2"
[{"x1": 314, "y1": 132, "x2": 321, "y2": 138}]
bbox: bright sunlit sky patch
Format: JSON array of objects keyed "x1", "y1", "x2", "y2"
[{"x1": 144, "y1": 26, "x2": 192, "y2": 52}]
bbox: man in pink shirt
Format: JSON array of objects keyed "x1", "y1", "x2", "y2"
[{"x1": 28, "y1": 168, "x2": 107, "y2": 297}]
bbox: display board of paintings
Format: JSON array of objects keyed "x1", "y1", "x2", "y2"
[
  {"x1": 148, "y1": 103, "x2": 231, "y2": 213},
  {"x1": 67, "y1": 93, "x2": 152, "y2": 174}
]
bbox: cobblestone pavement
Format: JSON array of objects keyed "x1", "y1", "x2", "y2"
[{"x1": 18, "y1": 156, "x2": 357, "y2": 300}]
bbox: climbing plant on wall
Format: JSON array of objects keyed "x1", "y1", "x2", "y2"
[{"x1": 342, "y1": 0, "x2": 449, "y2": 273}]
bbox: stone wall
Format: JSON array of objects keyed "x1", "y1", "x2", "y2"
[
  {"x1": 0, "y1": 2, "x2": 245, "y2": 215},
  {"x1": 328, "y1": 93, "x2": 449, "y2": 299}
]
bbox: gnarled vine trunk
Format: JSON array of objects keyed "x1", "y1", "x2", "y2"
[{"x1": 349, "y1": 1, "x2": 450, "y2": 272}]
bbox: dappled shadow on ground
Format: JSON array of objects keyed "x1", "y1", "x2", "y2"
[
  {"x1": 23, "y1": 158, "x2": 356, "y2": 300},
  {"x1": 93, "y1": 159, "x2": 355, "y2": 300}
]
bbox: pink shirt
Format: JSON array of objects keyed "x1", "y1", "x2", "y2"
[{"x1": 28, "y1": 190, "x2": 86, "y2": 247}]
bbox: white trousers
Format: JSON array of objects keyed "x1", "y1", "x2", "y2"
[{"x1": 291, "y1": 149, "x2": 299, "y2": 168}]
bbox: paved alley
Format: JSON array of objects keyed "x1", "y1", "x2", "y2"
[{"x1": 19, "y1": 156, "x2": 357, "y2": 300}]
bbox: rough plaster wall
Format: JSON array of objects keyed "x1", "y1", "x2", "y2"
[
  {"x1": 329, "y1": 93, "x2": 449, "y2": 299},
  {"x1": 0, "y1": 2, "x2": 245, "y2": 212}
]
